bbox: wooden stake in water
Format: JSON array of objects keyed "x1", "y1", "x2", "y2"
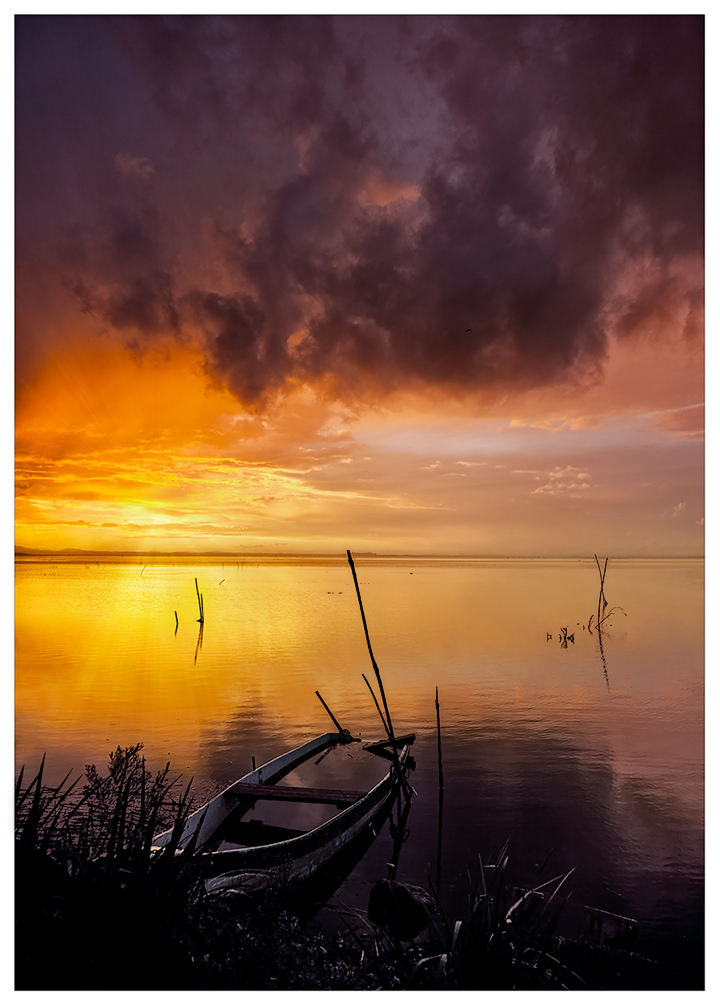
[
  {"x1": 594, "y1": 554, "x2": 608, "y2": 627},
  {"x1": 346, "y1": 549, "x2": 414, "y2": 807},
  {"x1": 435, "y1": 686, "x2": 444, "y2": 794},
  {"x1": 195, "y1": 578, "x2": 204, "y2": 624},
  {"x1": 315, "y1": 690, "x2": 346, "y2": 734},
  {"x1": 347, "y1": 551, "x2": 398, "y2": 757},
  {"x1": 436, "y1": 685, "x2": 445, "y2": 891},
  {"x1": 362, "y1": 673, "x2": 389, "y2": 735}
]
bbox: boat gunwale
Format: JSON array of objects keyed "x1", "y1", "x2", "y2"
[
  {"x1": 204, "y1": 742, "x2": 411, "y2": 890},
  {"x1": 152, "y1": 731, "x2": 357, "y2": 850}
]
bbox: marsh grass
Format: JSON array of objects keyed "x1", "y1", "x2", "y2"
[
  {"x1": 325, "y1": 840, "x2": 587, "y2": 990},
  {"x1": 408, "y1": 845, "x2": 585, "y2": 989},
  {"x1": 15, "y1": 746, "x2": 376, "y2": 990},
  {"x1": 17, "y1": 750, "x2": 617, "y2": 990},
  {"x1": 15, "y1": 745, "x2": 209, "y2": 989}
]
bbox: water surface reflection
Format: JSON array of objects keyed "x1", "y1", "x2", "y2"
[{"x1": 15, "y1": 557, "x2": 703, "y2": 984}]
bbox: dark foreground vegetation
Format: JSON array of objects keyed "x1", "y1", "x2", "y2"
[{"x1": 16, "y1": 746, "x2": 674, "y2": 990}]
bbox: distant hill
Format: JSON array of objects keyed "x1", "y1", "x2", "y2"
[
  {"x1": 14, "y1": 546, "x2": 384, "y2": 558},
  {"x1": 14, "y1": 547, "x2": 702, "y2": 560}
]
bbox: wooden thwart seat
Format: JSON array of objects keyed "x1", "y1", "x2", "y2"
[
  {"x1": 227, "y1": 781, "x2": 366, "y2": 808},
  {"x1": 363, "y1": 732, "x2": 416, "y2": 753}
]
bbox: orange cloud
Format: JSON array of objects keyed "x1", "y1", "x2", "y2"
[{"x1": 15, "y1": 318, "x2": 704, "y2": 557}]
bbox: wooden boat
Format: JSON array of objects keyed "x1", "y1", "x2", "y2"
[{"x1": 152, "y1": 730, "x2": 414, "y2": 895}]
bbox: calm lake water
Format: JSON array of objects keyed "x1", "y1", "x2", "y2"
[{"x1": 15, "y1": 556, "x2": 703, "y2": 986}]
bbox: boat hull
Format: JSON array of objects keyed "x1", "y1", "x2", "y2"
[
  {"x1": 153, "y1": 732, "x2": 356, "y2": 851},
  {"x1": 204, "y1": 757, "x2": 404, "y2": 894}
]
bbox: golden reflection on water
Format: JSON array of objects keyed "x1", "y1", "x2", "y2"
[
  {"x1": 16, "y1": 558, "x2": 702, "y2": 812},
  {"x1": 15, "y1": 556, "x2": 703, "y2": 973}
]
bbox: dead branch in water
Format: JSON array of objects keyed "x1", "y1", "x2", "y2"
[{"x1": 594, "y1": 555, "x2": 609, "y2": 627}]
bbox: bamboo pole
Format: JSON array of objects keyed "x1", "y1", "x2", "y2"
[
  {"x1": 347, "y1": 550, "x2": 399, "y2": 761},
  {"x1": 346, "y1": 550, "x2": 413, "y2": 800},
  {"x1": 362, "y1": 673, "x2": 389, "y2": 735}
]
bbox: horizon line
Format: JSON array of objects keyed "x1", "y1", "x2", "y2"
[{"x1": 14, "y1": 547, "x2": 704, "y2": 560}]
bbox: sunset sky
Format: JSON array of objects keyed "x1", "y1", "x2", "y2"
[{"x1": 14, "y1": 14, "x2": 704, "y2": 556}]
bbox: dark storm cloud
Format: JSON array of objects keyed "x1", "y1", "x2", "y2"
[
  {"x1": 56, "y1": 175, "x2": 181, "y2": 344},
  {"x1": 16, "y1": 14, "x2": 703, "y2": 407}
]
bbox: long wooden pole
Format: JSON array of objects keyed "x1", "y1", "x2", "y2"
[
  {"x1": 347, "y1": 550, "x2": 401, "y2": 771},
  {"x1": 435, "y1": 686, "x2": 445, "y2": 892}
]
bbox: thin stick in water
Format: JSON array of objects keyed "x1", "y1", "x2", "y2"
[
  {"x1": 594, "y1": 554, "x2": 609, "y2": 619},
  {"x1": 435, "y1": 685, "x2": 444, "y2": 794},
  {"x1": 362, "y1": 673, "x2": 389, "y2": 735},
  {"x1": 347, "y1": 551, "x2": 412, "y2": 800},
  {"x1": 315, "y1": 690, "x2": 346, "y2": 734},
  {"x1": 436, "y1": 687, "x2": 445, "y2": 892},
  {"x1": 346, "y1": 550, "x2": 399, "y2": 760}
]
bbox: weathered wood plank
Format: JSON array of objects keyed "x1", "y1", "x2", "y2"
[
  {"x1": 226, "y1": 781, "x2": 366, "y2": 807},
  {"x1": 363, "y1": 732, "x2": 416, "y2": 752}
]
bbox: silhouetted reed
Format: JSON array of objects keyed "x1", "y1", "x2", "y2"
[
  {"x1": 329, "y1": 842, "x2": 585, "y2": 990},
  {"x1": 16, "y1": 745, "x2": 207, "y2": 989},
  {"x1": 17, "y1": 750, "x2": 635, "y2": 990}
]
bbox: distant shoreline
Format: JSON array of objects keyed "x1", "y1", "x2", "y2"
[{"x1": 14, "y1": 549, "x2": 704, "y2": 561}]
